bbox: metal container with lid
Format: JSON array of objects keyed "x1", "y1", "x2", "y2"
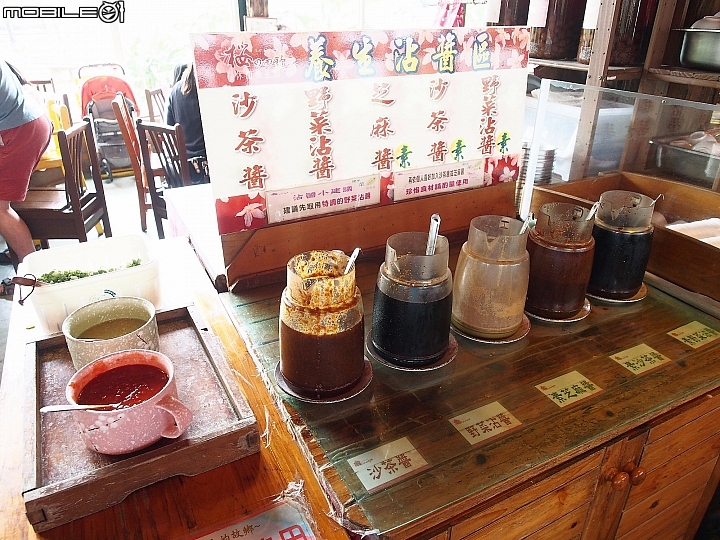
[
  {"x1": 452, "y1": 215, "x2": 530, "y2": 339},
  {"x1": 588, "y1": 190, "x2": 656, "y2": 300},
  {"x1": 525, "y1": 203, "x2": 595, "y2": 319},
  {"x1": 371, "y1": 231, "x2": 453, "y2": 367}
]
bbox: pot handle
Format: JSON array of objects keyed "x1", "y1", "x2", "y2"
[{"x1": 156, "y1": 394, "x2": 193, "y2": 438}]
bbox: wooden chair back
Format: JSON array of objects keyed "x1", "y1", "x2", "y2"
[
  {"x1": 145, "y1": 88, "x2": 166, "y2": 122},
  {"x1": 112, "y1": 92, "x2": 152, "y2": 232},
  {"x1": 11, "y1": 119, "x2": 112, "y2": 248},
  {"x1": 136, "y1": 118, "x2": 191, "y2": 239},
  {"x1": 29, "y1": 79, "x2": 55, "y2": 93}
]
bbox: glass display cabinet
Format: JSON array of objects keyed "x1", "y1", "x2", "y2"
[{"x1": 222, "y1": 82, "x2": 720, "y2": 539}]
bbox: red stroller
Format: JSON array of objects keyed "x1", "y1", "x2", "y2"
[{"x1": 79, "y1": 64, "x2": 140, "y2": 181}]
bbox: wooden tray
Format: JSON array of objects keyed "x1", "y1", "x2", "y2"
[{"x1": 22, "y1": 305, "x2": 259, "y2": 532}]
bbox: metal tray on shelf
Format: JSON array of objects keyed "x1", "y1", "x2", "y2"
[{"x1": 649, "y1": 130, "x2": 720, "y2": 189}]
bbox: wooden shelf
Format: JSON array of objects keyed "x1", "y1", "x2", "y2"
[
  {"x1": 530, "y1": 59, "x2": 644, "y2": 81},
  {"x1": 646, "y1": 66, "x2": 720, "y2": 89}
]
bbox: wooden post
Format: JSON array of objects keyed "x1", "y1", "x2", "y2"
[{"x1": 569, "y1": 0, "x2": 622, "y2": 180}]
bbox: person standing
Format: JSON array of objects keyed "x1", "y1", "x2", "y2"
[
  {"x1": 166, "y1": 63, "x2": 209, "y2": 184},
  {"x1": 0, "y1": 59, "x2": 52, "y2": 264}
]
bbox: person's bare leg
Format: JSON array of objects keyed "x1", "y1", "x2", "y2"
[{"x1": 0, "y1": 201, "x2": 35, "y2": 262}]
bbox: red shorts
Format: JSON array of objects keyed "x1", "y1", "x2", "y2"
[{"x1": 0, "y1": 115, "x2": 53, "y2": 201}]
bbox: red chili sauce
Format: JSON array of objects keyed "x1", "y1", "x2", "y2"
[{"x1": 77, "y1": 364, "x2": 168, "y2": 409}]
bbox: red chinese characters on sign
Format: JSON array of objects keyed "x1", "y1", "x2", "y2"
[
  {"x1": 309, "y1": 110, "x2": 332, "y2": 135},
  {"x1": 370, "y1": 117, "x2": 394, "y2": 138},
  {"x1": 231, "y1": 91, "x2": 258, "y2": 118},
  {"x1": 370, "y1": 83, "x2": 395, "y2": 172},
  {"x1": 478, "y1": 75, "x2": 500, "y2": 156},
  {"x1": 235, "y1": 128, "x2": 265, "y2": 154},
  {"x1": 242, "y1": 164, "x2": 268, "y2": 190},
  {"x1": 306, "y1": 86, "x2": 335, "y2": 180},
  {"x1": 372, "y1": 82, "x2": 395, "y2": 106},
  {"x1": 428, "y1": 141, "x2": 448, "y2": 163},
  {"x1": 429, "y1": 78, "x2": 449, "y2": 101},
  {"x1": 428, "y1": 110, "x2": 449, "y2": 132},
  {"x1": 260, "y1": 524, "x2": 308, "y2": 540},
  {"x1": 372, "y1": 148, "x2": 394, "y2": 171},
  {"x1": 231, "y1": 86, "x2": 266, "y2": 190}
]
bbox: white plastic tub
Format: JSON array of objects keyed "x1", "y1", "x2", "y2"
[{"x1": 17, "y1": 235, "x2": 161, "y2": 334}]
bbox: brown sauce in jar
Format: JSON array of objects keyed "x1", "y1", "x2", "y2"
[
  {"x1": 78, "y1": 317, "x2": 148, "y2": 340},
  {"x1": 77, "y1": 364, "x2": 168, "y2": 409},
  {"x1": 525, "y1": 231, "x2": 595, "y2": 319},
  {"x1": 279, "y1": 318, "x2": 364, "y2": 399}
]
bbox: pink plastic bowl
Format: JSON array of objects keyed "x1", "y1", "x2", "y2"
[{"x1": 66, "y1": 349, "x2": 193, "y2": 455}]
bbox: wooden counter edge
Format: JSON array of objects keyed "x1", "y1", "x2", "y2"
[{"x1": 0, "y1": 238, "x2": 350, "y2": 540}]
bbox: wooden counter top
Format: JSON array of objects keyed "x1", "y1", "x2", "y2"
[
  {"x1": 222, "y1": 245, "x2": 720, "y2": 538},
  {"x1": 0, "y1": 238, "x2": 349, "y2": 540}
]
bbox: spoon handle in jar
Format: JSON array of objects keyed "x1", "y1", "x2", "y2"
[
  {"x1": 344, "y1": 247, "x2": 361, "y2": 275},
  {"x1": 426, "y1": 214, "x2": 441, "y2": 255}
]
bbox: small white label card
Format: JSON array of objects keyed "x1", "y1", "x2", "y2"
[
  {"x1": 536, "y1": 371, "x2": 602, "y2": 408},
  {"x1": 668, "y1": 321, "x2": 720, "y2": 349},
  {"x1": 449, "y1": 401, "x2": 522, "y2": 445},
  {"x1": 348, "y1": 437, "x2": 429, "y2": 494},
  {"x1": 611, "y1": 343, "x2": 672, "y2": 375}
]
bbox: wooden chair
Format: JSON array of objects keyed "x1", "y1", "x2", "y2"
[
  {"x1": 29, "y1": 79, "x2": 55, "y2": 93},
  {"x1": 111, "y1": 93, "x2": 153, "y2": 232},
  {"x1": 136, "y1": 118, "x2": 191, "y2": 239},
  {"x1": 11, "y1": 119, "x2": 112, "y2": 257},
  {"x1": 145, "y1": 88, "x2": 166, "y2": 122}
]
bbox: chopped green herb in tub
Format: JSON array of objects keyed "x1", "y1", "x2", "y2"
[{"x1": 39, "y1": 259, "x2": 143, "y2": 284}]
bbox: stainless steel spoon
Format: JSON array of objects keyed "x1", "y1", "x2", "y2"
[{"x1": 40, "y1": 403, "x2": 123, "y2": 413}]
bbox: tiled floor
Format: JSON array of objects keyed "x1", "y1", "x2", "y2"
[{"x1": 0, "y1": 174, "x2": 160, "y2": 385}]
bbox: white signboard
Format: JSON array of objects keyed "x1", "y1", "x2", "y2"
[{"x1": 193, "y1": 28, "x2": 529, "y2": 234}]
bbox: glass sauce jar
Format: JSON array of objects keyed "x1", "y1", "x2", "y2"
[
  {"x1": 279, "y1": 250, "x2": 365, "y2": 400},
  {"x1": 452, "y1": 215, "x2": 529, "y2": 339},
  {"x1": 525, "y1": 203, "x2": 595, "y2": 319},
  {"x1": 528, "y1": 0, "x2": 587, "y2": 59},
  {"x1": 497, "y1": 0, "x2": 531, "y2": 25},
  {"x1": 371, "y1": 232, "x2": 453, "y2": 368},
  {"x1": 588, "y1": 190, "x2": 655, "y2": 300},
  {"x1": 577, "y1": 0, "x2": 659, "y2": 65}
]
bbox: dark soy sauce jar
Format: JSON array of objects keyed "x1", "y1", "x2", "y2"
[
  {"x1": 371, "y1": 232, "x2": 453, "y2": 368},
  {"x1": 525, "y1": 203, "x2": 595, "y2": 319},
  {"x1": 588, "y1": 190, "x2": 656, "y2": 300}
]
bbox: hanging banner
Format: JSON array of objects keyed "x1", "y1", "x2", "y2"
[{"x1": 193, "y1": 28, "x2": 529, "y2": 235}]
